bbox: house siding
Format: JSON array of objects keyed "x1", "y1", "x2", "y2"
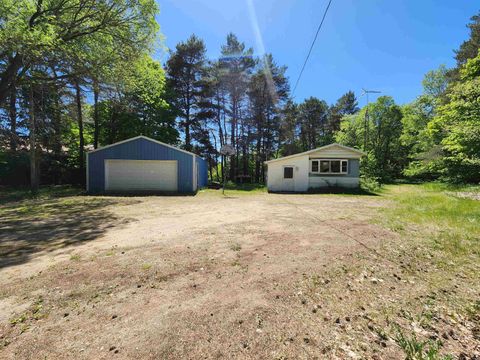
[
  {"x1": 266, "y1": 156, "x2": 310, "y2": 192},
  {"x1": 88, "y1": 137, "x2": 194, "y2": 193}
]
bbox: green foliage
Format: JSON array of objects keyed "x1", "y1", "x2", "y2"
[
  {"x1": 297, "y1": 97, "x2": 330, "y2": 148},
  {"x1": 336, "y1": 96, "x2": 405, "y2": 182},
  {"x1": 0, "y1": 0, "x2": 168, "y2": 188},
  {"x1": 328, "y1": 90, "x2": 359, "y2": 133},
  {"x1": 394, "y1": 326, "x2": 452, "y2": 360},
  {"x1": 454, "y1": 13, "x2": 480, "y2": 66},
  {"x1": 422, "y1": 65, "x2": 449, "y2": 98},
  {"x1": 166, "y1": 34, "x2": 208, "y2": 151},
  {"x1": 0, "y1": 150, "x2": 29, "y2": 185},
  {"x1": 429, "y1": 52, "x2": 480, "y2": 183},
  {"x1": 359, "y1": 176, "x2": 381, "y2": 193}
]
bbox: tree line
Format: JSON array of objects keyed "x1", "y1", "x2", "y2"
[
  {"x1": 164, "y1": 33, "x2": 360, "y2": 183},
  {"x1": 1, "y1": 3, "x2": 479, "y2": 190}
]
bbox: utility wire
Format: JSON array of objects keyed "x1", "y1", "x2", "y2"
[{"x1": 292, "y1": 0, "x2": 333, "y2": 97}]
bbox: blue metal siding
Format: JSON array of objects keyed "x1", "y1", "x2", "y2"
[
  {"x1": 196, "y1": 157, "x2": 208, "y2": 188},
  {"x1": 88, "y1": 138, "x2": 194, "y2": 193}
]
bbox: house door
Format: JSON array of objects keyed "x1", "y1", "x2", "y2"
[{"x1": 282, "y1": 166, "x2": 295, "y2": 192}]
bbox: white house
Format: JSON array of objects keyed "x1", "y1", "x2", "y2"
[{"x1": 265, "y1": 143, "x2": 365, "y2": 192}]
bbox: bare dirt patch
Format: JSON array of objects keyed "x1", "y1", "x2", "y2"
[{"x1": 0, "y1": 190, "x2": 478, "y2": 359}]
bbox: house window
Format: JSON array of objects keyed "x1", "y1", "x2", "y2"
[
  {"x1": 310, "y1": 159, "x2": 349, "y2": 174},
  {"x1": 320, "y1": 160, "x2": 330, "y2": 173},
  {"x1": 331, "y1": 160, "x2": 340, "y2": 173},
  {"x1": 284, "y1": 167, "x2": 294, "y2": 179}
]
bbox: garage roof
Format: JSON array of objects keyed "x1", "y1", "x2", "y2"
[{"x1": 87, "y1": 135, "x2": 197, "y2": 157}]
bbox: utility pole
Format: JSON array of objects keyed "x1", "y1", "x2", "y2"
[{"x1": 361, "y1": 88, "x2": 381, "y2": 151}]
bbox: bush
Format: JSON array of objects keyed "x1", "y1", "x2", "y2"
[
  {"x1": 0, "y1": 150, "x2": 30, "y2": 186},
  {"x1": 360, "y1": 176, "x2": 381, "y2": 192},
  {"x1": 403, "y1": 160, "x2": 442, "y2": 181}
]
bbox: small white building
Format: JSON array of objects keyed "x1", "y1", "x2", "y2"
[{"x1": 265, "y1": 143, "x2": 364, "y2": 192}]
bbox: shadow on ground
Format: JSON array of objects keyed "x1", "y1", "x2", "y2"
[{"x1": 0, "y1": 196, "x2": 139, "y2": 269}]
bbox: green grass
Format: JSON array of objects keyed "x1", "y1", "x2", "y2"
[
  {"x1": 381, "y1": 182, "x2": 480, "y2": 258},
  {"x1": 394, "y1": 325, "x2": 453, "y2": 360},
  {"x1": 0, "y1": 185, "x2": 83, "y2": 205}
]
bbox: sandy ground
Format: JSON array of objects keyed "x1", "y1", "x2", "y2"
[{"x1": 0, "y1": 191, "x2": 478, "y2": 359}]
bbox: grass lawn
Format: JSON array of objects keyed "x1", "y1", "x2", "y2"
[{"x1": 0, "y1": 182, "x2": 478, "y2": 359}]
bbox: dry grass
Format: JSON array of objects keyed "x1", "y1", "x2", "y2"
[{"x1": 0, "y1": 184, "x2": 478, "y2": 359}]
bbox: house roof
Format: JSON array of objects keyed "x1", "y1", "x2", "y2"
[
  {"x1": 264, "y1": 143, "x2": 365, "y2": 164},
  {"x1": 86, "y1": 135, "x2": 198, "y2": 157}
]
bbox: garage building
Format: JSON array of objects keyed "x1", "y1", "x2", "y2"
[{"x1": 87, "y1": 136, "x2": 208, "y2": 194}]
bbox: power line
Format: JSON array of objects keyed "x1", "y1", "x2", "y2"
[{"x1": 292, "y1": 0, "x2": 333, "y2": 97}]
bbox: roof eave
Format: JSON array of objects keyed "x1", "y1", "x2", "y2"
[
  {"x1": 87, "y1": 135, "x2": 201, "y2": 158},
  {"x1": 264, "y1": 143, "x2": 365, "y2": 164}
]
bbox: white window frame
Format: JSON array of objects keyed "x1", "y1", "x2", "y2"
[{"x1": 310, "y1": 159, "x2": 348, "y2": 175}]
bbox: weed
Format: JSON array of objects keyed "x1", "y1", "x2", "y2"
[
  {"x1": 9, "y1": 297, "x2": 47, "y2": 329},
  {"x1": 230, "y1": 242, "x2": 241, "y2": 251},
  {"x1": 393, "y1": 325, "x2": 453, "y2": 360},
  {"x1": 70, "y1": 254, "x2": 81, "y2": 261},
  {"x1": 231, "y1": 259, "x2": 241, "y2": 267},
  {"x1": 9, "y1": 313, "x2": 27, "y2": 325},
  {"x1": 142, "y1": 263, "x2": 152, "y2": 271}
]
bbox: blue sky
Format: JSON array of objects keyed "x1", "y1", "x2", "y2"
[{"x1": 156, "y1": 0, "x2": 478, "y2": 106}]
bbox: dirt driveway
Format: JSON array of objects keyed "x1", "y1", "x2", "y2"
[{"x1": 1, "y1": 191, "x2": 399, "y2": 359}]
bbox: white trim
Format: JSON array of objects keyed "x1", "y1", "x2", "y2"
[
  {"x1": 87, "y1": 135, "x2": 199, "y2": 157},
  {"x1": 86, "y1": 152, "x2": 89, "y2": 192},
  {"x1": 310, "y1": 159, "x2": 349, "y2": 175},
  {"x1": 264, "y1": 143, "x2": 364, "y2": 164},
  {"x1": 192, "y1": 154, "x2": 197, "y2": 192},
  {"x1": 104, "y1": 159, "x2": 109, "y2": 190}
]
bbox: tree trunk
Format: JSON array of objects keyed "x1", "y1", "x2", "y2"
[
  {"x1": 0, "y1": 54, "x2": 23, "y2": 105},
  {"x1": 208, "y1": 156, "x2": 213, "y2": 181},
  {"x1": 75, "y1": 79, "x2": 85, "y2": 172},
  {"x1": 52, "y1": 84, "x2": 62, "y2": 157},
  {"x1": 9, "y1": 82, "x2": 17, "y2": 151},
  {"x1": 185, "y1": 122, "x2": 191, "y2": 151},
  {"x1": 211, "y1": 129, "x2": 220, "y2": 182},
  {"x1": 229, "y1": 99, "x2": 236, "y2": 182},
  {"x1": 109, "y1": 106, "x2": 117, "y2": 144},
  {"x1": 29, "y1": 85, "x2": 38, "y2": 193},
  {"x1": 50, "y1": 82, "x2": 62, "y2": 184},
  {"x1": 93, "y1": 81, "x2": 99, "y2": 149},
  {"x1": 255, "y1": 125, "x2": 262, "y2": 183},
  {"x1": 185, "y1": 87, "x2": 191, "y2": 151}
]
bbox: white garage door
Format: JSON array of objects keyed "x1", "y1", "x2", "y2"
[{"x1": 105, "y1": 160, "x2": 178, "y2": 192}]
